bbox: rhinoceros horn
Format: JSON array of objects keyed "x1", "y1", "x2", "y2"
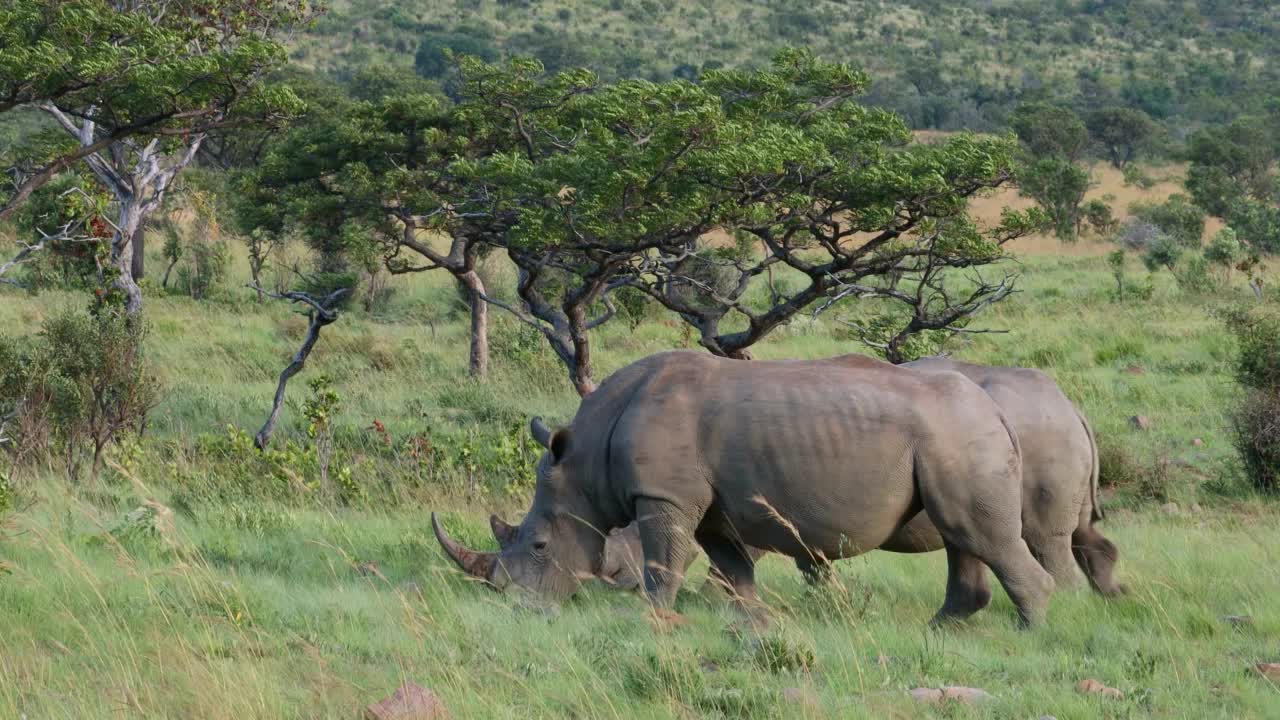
[
  {"x1": 489, "y1": 514, "x2": 519, "y2": 549},
  {"x1": 432, "y1": 512, "x2": 496, "y2": 584}
]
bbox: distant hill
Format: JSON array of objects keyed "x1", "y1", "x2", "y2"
[{"x1": 293, "y1": 0, "x2": 1280, "y2": 133}]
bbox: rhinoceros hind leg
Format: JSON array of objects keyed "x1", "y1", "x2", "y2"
[
  {"x1": 635, "y1": 498, "x2": 699, "y2": 610},
  {"x1": 1028, "y1": 533, "x2": 1085, "y2": 591},
  {"x1": 929, "y1": 544, "x2": 992, "y2": 625},
  {"x1": 1072, "y1": 525, "x2": 1125, "y2": 597}
]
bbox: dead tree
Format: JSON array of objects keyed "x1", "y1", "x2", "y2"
[{"x1": 252, "y1": 286, "x2": 350, "y2": 450}]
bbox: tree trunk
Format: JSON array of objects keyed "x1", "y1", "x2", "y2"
[
  {"x1": 130, "y1": 222, "x2": 145, "y2": 280},
  {"x1": 566, "y1": 305, "x2": 596, "y2": 396},
  {"x1": 458, "y1": 270, "x2": 489, "y2": 379},
  {"x1": 113, "y1": 197, "x2": 144, "y2": 315}
]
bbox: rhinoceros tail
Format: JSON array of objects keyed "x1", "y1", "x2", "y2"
[
  {"x1": 994, "y1": 407, "x2": 1023, "y2": 484},
  {"x1": 1076, "y1": 408, "x2": 1104, "y2": 523}
]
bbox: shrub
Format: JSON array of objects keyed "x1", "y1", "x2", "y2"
[
  {"x1": 1130, "y1": 194, "x2": 1205, "y2": 248},
  {"x1": 0, "y1": 309, "x2": 158, "y2": 482},
  {"x1": 1232, "y1": 391, "x2": 1280, "y2": 493},
  {"x1": 1121, "y1": 163, "x2": 1157, "y2": 189},
  {"x1": 1142, "y1": 234, "x2": 1183, "y2": 271},
  {"x1": 1082, "y1": 199, "x2": 1118, "y2": 236},
  {"x1": 1220, "y1": 304, "x2": 1280, "y2": 492},
  {"x1": 1172, "y1": 254, "x2": 1214, "y2": 294}
]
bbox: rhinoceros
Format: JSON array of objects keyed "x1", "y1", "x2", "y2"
[
  {"x1": 890, "y1": 356, "x2": 1123, "y2": 596},
  {"x1": 433, "y1": 350, "x2": 1055, "y2": 626}
]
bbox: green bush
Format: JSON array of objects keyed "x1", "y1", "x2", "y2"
[
  {"x1": 0, "y1": 309, "x2": 158, "y2": 482},
  {"x1": 1131, "y1": 194, "x2": 1205, "y2": 248},
  {"x1": 1172, "y1": 255, "x2": 1214, "y2": 294},
  {"x1": 1220, "y1": 304, "x2": 1280, "y2": 492}
]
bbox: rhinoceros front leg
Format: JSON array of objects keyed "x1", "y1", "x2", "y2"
[{"x1": 635, "y1": 498, "x2": 699, "y2": 611}]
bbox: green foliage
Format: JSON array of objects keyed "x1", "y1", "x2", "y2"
[
  {"x1": 1122, "y1": 163, "x2": 1157, "y2": 189},
  {"x1": 1142, "y1": 235, "x2": 1183, "y2": 272},
  {"x1": 1172, "y1": 255, "x2": 1214, "y2": 294},
  {"x1": 1018, "y1": 158, "x2": 1090, "y2": 241},
  {"x1": 302, "y1": 374, "x2": 342, "y2": 498},
  {"x1": 1105, "y1": 249, "x2": 1155, "y2": 302},
  {"x1": 1010, "y1": 103, "x2": 1088, "y2": 162},
  {"x1": 1220, "y1": 304, "x2": 1280, "y2": 493},
  {"x1": 1086, "y1": 107, "x2": 1157, "y2": 168},
  {"x1": 1081, "y1": 198, "x2": 1117, "y2": 237},
  {"x1": 1131, "y1": 194, "x2": 1206, "y2": 248},
  {"x1": 0, "y1": 309, "x2": 157, "y2": 482}
]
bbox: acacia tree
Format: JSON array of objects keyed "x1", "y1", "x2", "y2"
[
  {"x1": 237, "y1": 62, "x2": 597, "y2": 379},
  {"x1": 1086, "y1": 107, "x2": 1157, "y2": 169},
  {"x1": 593, "y1": 51, "x2": 1043, "y2": 363},
  {"x1": 1011, "y1": 103, "x2": 1092, "y2": 241},
  {"x1": 2, "y1": 0, "x2": 312, "y2": 313}
]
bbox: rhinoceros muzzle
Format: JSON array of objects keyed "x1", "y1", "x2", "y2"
[{"x1": 432, "y1": 512, "x2": 502, "y2": 590}]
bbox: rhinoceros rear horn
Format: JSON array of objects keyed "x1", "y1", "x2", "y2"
[
  {"x1": 489, "y1": 514, "x2": 519, "y2": 549},
  {"x1": 530, "y1": 416, "x2": 552, "y2": 448},
  {"x1": 432, "y1": 512, "x2": 496, "y2": 584}
]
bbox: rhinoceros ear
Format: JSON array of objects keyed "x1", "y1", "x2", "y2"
[
  {"x1": 489, "y1": 514, "x2": 519, "y2": 549},
  {"x1": 530, "y1": 416, "x2": 553, "y2": 449},
  {"x1": 550, "y1": 427, "x2": 571, "y2": 464}
]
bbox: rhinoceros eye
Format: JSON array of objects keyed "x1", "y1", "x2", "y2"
[{"x1": 532, "y1": 540, "x2": 548, "y2": 552}]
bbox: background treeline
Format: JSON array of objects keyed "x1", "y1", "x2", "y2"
[{"x1": 294, "y1": 0, "x2": 1280, "y2": 139}]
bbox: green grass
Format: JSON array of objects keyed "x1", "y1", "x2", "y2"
[
  {"x1": 2, "y1": 484, "x2": 1278, "y2": 718},
  {"x1": 2, "y1": 240, "x2": 1278, "y2": 717}
]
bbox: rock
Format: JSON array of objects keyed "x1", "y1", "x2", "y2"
[
  {"x1": 1077, "y1": 678, "x2": 1124, "y2": 699},
  {"x1": 1125, "y1": 364, "x2": 1146, "y2": 375},
  {"x1": 782, "y1": 687, "x2": 817, "y2": 707},
  {"x1": 1130, "y1": 415, "x2": 1152, "y2": 430},
  {"x1": 1255, "y1": 663, "x2": 1280, "y2": 681},
  {"x1": 1192, "y1": 438, "x2": 1204, "y2": 446},
  {"x1": 1039, "y1": 716, "x2": 1058, "y2": 720},
  {"x1": 363, "y1": 682, "x2": 450, "y2": 720},
  {"x1": 356, "y1": 561, "x2": 381, "y2": 578},
  {"x1": 909, "y1": 686, "x2": 992, "y2": 705},
  {"x1": 1161, "y1": 502, "x2": 1180, "y2": 515},
  {"x1": 399, "y1": 581, "x2": 422, "y2": 597},
  {"x1": 1190, "y1": 502, "x2": 1203, "y2": 514},
  {"x1": 1222, "y1": 615, "x2": 1254, "y2": 628}
]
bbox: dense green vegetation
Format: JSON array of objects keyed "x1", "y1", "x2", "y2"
[{"x1": 296, "y1": 0, "x2": 1280, "y2": 135}]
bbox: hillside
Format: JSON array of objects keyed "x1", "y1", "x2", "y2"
[{"x1": 294, "y1": 0, "x2": 1280, "y2": 132}]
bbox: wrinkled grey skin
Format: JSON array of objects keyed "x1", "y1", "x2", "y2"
[
  {"x1": 887, "y1": 356, "x2": 1124, "y2": 597},
  {"x1": 433, "y1": 350, "x2": 1055, "y2": 627},
  {"x1": 490, "y1": 509, "x2": 656, "y2": 590}
]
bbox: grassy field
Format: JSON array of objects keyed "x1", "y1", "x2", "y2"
[{"x1": 2, "y1": 216, "x2": 1279, "y2": 717}]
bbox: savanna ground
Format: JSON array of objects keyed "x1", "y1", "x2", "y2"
[{"x1": 2, "y1": 162, "x2": 1279, "y2": 718}]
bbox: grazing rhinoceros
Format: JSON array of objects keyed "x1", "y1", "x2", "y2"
[{"x1": 433, "y1": 350, "x2": 1055, "y2": 626}]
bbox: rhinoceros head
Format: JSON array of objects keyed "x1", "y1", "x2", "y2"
[{"x1": 432, "y1": 417, "x2": 607, "y2": 601}]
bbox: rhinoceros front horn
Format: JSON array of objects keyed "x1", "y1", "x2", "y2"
[{"x1": 432, "y1": 512, "x2": 497, "y2": 584}]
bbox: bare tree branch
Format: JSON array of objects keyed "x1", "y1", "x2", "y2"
[{"x1": 251, "y1": 286, "x2": 350, "y2": 450}]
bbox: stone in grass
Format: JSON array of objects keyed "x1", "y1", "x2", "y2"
[
  {"x1": 908, "y1": 686, "x2": 993, "y2": 704},
  {"x1": 1222, "y1": 615, "x2": 1254, "y2": 628},
  {"x1": 363, "y1": 682, "x2": 450, "y2": 720},
  {"x1": 1130, "y1": 415, "x2": 1152, "y2": 430},
  {"x1": 782, "y1": 687, "x2": 818, "y2": 707},
  {"x1": 1077, "y1": 678, "x2": 1124, "y2": 699},
  {"x1": 1255, "y1": 663, "x2": 1280, "y2": 681}
]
